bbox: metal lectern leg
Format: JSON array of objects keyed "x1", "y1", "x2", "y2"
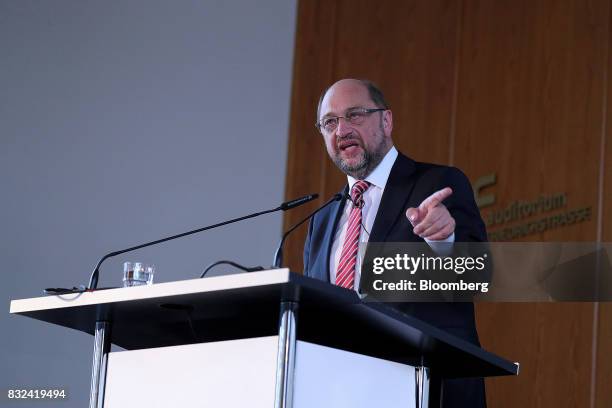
[
  {"x1": 274, "y1": 301, "x2": 298, "y2": 408},
  {"x1": 415, "y1": 364, "x2": 430, "y2": 408},
  {"x1": 89, "y1": 321, "x2": 110, "y2": 408}
]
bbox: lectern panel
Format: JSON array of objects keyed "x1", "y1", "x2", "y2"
[{"x1": 104, "y1": 336, "x2": 278, "y2": 407}]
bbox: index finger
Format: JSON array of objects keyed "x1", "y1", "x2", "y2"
[{"x1": 419, "y1": 187, "x2": 453, "y2": 210}]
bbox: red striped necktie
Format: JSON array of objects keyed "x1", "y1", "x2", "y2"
[{"x1": 336, "y1": 180, "x2": 370, "y2": 289}]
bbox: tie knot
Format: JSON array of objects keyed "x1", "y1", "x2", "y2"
[{"x1": 350, "y1": 180, "x2": 370, "y2": 207}]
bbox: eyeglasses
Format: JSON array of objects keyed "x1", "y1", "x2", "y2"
[{"x1": 316, "y1": 108, "x2": 385, "y2": 133}]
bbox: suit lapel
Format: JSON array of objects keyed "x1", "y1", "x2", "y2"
[{"x1": 369, "y1": 153, "x2": 417, "y2": 242}]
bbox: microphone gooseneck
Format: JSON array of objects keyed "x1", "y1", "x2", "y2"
[{"x1": 272, "y1": 193, "x2": 343, "y2": 268}]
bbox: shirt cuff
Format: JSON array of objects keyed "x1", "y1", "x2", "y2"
[{"x1": 425, "y1": 232, "x2": 455, "y2": 255}]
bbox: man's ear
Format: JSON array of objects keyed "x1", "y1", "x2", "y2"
[{"x1": 383, "y1": 110, "x2": 393, "y2": 136}]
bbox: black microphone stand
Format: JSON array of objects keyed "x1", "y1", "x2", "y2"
[{"x1": 87, "y1": 194, "x2": 318, "y2": 289}]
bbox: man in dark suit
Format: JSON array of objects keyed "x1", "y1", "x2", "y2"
[{"x1": 303, "y1": 78, "x2": 488, "y2": 407}]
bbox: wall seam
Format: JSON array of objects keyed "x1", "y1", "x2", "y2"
[
  {"x1": 448, "y1": 0, "x2": 464, "y2": 166},
  {"x1": 591, "y1": 0, "x2": 611, "y2": 406}
]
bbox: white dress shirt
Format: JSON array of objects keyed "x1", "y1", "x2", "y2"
[{"x1": 329, "y1": 146, "x2": 454, "y2": 291}]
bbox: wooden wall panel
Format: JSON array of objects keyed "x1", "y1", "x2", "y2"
[
  {"x1": 454, "y1": 0, "x2": 608, "y2": 406},
  {"x1": 596, "y1": 303, "x2": 612, "y2": 407},
  {"x1": 596, "y1": 6, "x2": 612, "y2": 403},
  {"x1": 286, "y1": 0, "x2": 611, "y2": 406},
  {"x1": 476, "y1": 303, "x2": 595, "y2": 406},
  {"x1": 455, "y1": 0, "x2": 605, "y2": 241}
]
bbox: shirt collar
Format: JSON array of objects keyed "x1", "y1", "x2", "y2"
[{"x1": 347, "y1": 146, "x2": 398, "y2": 191}]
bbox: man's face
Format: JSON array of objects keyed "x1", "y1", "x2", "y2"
[{"x1": 318, "y1": 80, "x2": 393, "y2": 179}]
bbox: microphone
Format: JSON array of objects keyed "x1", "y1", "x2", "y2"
[
  {"x1": 280, "y1": 194, "x2": 319, "y2": 210},
  {"x1": 344, "y1": 192, "x2": 364, "y2": 209},
  {"x1": 272, "y1": 193, "x2": 343, "y2": 268},
  {"x1": 87, "y1": 193, "x2": 319, "y2": 289}
]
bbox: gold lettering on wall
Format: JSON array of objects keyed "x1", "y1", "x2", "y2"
[
  {"x1": 474, "y1": 173, "x2": 496, "y2": 208},
  {"x1": 473, "y1": 173, "x2": 593, "y2": 241}
]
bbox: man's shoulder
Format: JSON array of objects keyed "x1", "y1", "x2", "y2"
[{"x1": 396, "y1": 152, "x2": 471, "y2": 187}]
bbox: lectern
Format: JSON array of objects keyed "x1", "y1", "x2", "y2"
[{"x1": 9, "y1": 269, "x2": 518, "y2": 407}]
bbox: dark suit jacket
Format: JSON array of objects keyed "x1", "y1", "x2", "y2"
[{"x1": 303, "y1": 152, "x2": 488, "y2": 407}]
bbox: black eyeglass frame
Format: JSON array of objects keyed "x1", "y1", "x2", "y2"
[{"x1": 315, "y1": 108, "x2": 386, "y2": 133}]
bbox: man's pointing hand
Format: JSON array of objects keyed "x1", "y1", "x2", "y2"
[{"x1": 406, "y1": 187, "x2": 455, "y2": 240}]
